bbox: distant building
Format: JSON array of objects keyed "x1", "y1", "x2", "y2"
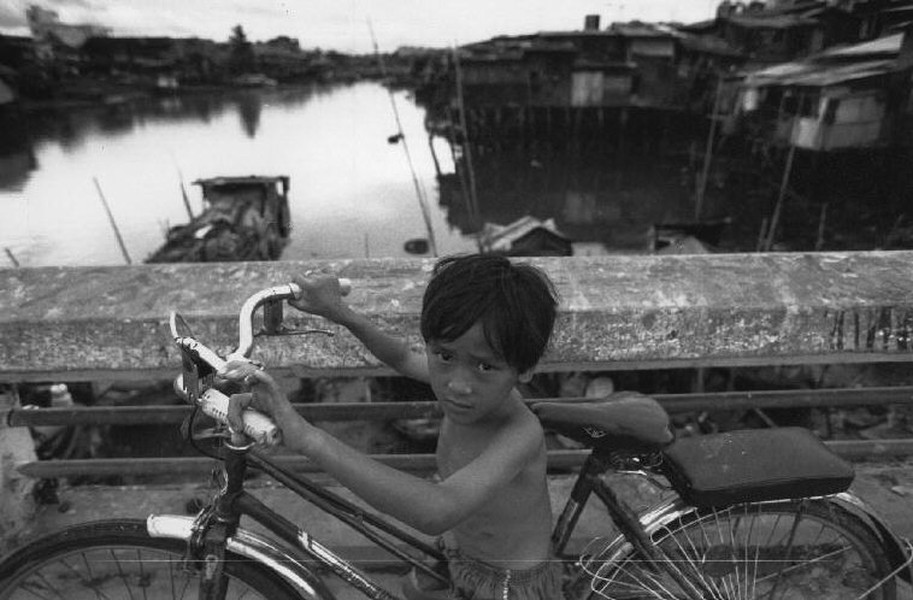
[
  {"x1": 735, "y1": 26, "x2": 913, "y2": 150},
  {"x1": 453, "y1": 17, "x2": 743, "y2": 111},
  {"x1": 696, "y1": 0, "x2": 913, "y2": 68},
  {"x1": 26, "y1": 4, "x2": 110, "y2": 61}
]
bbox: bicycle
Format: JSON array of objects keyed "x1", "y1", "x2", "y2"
[{"x1": 1, "y1": 282, "x2": 911, "y2": 599}]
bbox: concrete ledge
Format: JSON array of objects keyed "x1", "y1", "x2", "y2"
[{"x1": 3, "y1": 253, "x2": 913, "y2": 381}]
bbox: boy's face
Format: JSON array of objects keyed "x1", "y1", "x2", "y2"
[{"x1": 426, "y1": 322, "x2": 531, "y2": 426}]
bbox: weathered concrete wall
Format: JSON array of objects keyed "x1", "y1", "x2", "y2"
[{"x1": 2, "y1": 252, "x2": 913, "y2": 382}]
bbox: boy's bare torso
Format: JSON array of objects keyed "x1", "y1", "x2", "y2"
[{"x1": 436, "y1": 397, "x2": 553, "y2": 571}]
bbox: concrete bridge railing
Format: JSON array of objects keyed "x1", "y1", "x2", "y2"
[
  {"x1": 3, "y1": 253, "x2": 913, "y2": 381},
  {"x1": 2, "y1": 252, "x2": 913, "y2": 550}
]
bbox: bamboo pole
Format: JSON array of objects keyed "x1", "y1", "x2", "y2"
[
  {"x1": 452, "y1": 46, "x2": 482, "y2": 243},
  {"x1": 367, "y1": 20, "x2": 437, "y2": 257},
  {"x1": 695, "y1": 78, "x2": 723, "y2": 221},
  {"x1": 3, "y1": 247, "x2": 20, "y2": 268},
  {"x1": 815, "y1": 203, "x2": 829, "y2": 251},
  {"x1": 92, "y1": 177, "x2": 132, "y2": 265},
  {"x1": 763, "y1": 142, "x2": 798, "y2": 252},
  {"x1": 177, "y1": 168, "x2": 194, "y2": 220}
]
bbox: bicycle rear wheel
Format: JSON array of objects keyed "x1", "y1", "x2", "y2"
[
  {"x1": 581, "y1": 498, "x2": 896, "y2": 600},
  {"x1": 0, "y1": 519, "x2": 305, "y2": 599}
]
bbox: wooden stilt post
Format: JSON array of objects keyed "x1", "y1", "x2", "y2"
[
  {"x1": 695, "y1": 78, "x2": 724, "y2": 222},
  {"x1": 453, "y1": 47, "x2": 482, "y2": 243},
  {"x1": 764, "y1": 142, "x2": 798, "y2": 252},
  {"x1": 815, "y1": 203, "x2": 829, "y2": 251},
  {"x1": 428, "y1": 134, "x2": 443, "y2": 178}
]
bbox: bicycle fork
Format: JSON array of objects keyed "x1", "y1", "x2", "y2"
[{"x1": 184, "y1": 443, "x2": 248, "y2": 599}]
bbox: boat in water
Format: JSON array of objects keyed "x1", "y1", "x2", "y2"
[{"x1": 146, "y1": 175, "x2": 291, "y2": 263}]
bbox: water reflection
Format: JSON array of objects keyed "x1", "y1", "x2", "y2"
[
  {"x1": 0, "y1": 117, "x2": 36, "y2": 190},
  {"x1": 236, "y1": 92, "x2": 262, "y2": 138},
  {"x1": 1, "y1": 83, "x2": 740, "y2": 268},
  {"x1": 0, "y1": 83, "x2": 474, "y2": 267},
  {"x1": 437, "y1": 142, "x2": 710, "y2": 253}
]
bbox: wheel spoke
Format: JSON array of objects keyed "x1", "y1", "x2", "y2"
[
  {"x1": 582, "y1": 499, "x2": 895, "y2": 600},
  {"x1": 0, "y1": 527, "x2": 297, "y2": 600}
]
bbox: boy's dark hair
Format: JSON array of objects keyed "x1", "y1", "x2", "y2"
[{"x1": 420, "y1": 254, "x2": 559, "y2": 373}]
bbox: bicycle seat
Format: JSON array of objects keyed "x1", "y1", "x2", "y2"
[{"x1": 531, "y1": 391, "x2": 673, "y2": 454}]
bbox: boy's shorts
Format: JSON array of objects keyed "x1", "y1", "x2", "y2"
[{"x1": 443, "y1": 545, "x2": 564, "y2": 600}]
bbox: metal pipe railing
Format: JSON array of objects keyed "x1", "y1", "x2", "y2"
[
  {"x1": 5, "y1": 385, "x2": 913, "y2": 479},
  {"x1": 8, "y1": 386, "x2": 913, "y2": 428},
  {"x1": 15, "y1": 440, "x2": 913, "y2": 479}
]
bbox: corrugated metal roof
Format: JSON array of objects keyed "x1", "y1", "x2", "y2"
[
  {"x1": 819, "y1": 32, "x2": 902, "y2": 58},
  {"x1": 480, "y1": 216, "x2": 568, "y2": 251},
  {"x1": 745, "y1": 58, "x2": 895, "y2": 87},
  {"x1": 727, "y1": 13, "x2": 818, "y2": 29},
  {"x1": 609, "y1": 23, "x2": 675, "y2": 37},
  {"x1": 677, "y1": 34, "x2": 745, "y2": 56},
  {"x1": 193, "y1": 176, "x2": 288, "y2": 187}
]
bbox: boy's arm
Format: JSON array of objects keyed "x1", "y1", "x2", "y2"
[
  {"x1": 286, "y1": 409, "x2": 540, "y2": 535},
  {"x1": 289, "y1": 273, "x2": 429, "y2": 383},
  {"x1": 221, "y1": 364, "x2": 537, "y2": 536}
]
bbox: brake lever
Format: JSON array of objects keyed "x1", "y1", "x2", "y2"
[
  {"x1": 254, "y1": 326, "x2": 336, "y2": 338},
  {"x1": 192, "y1": 426, "x2": 231, "y2": 442}
]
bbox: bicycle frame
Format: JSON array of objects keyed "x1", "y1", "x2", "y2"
[
  {"x1": 149, "y1": 440, "x2": 450, "y2": 600},
  {"x1": 149, "y1": 429, "x2": 712, "y2": 600},
  {"x1": 160, "y1": 284, "x2": 912, "y2": 599}
]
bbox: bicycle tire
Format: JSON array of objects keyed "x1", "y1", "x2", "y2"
[
  {"x1": 578, "y1": 497, "x2": 896, "y2": 600},
  {"x1": 0, "y1": 519, "x2": 309, "y2": 599}
]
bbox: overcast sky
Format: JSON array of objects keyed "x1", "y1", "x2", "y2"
[{"x1": 0, "y1": 0, "x2": 719, "y2": 53}]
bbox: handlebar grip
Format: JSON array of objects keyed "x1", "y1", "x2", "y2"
[
  {"x1": 288, "y1": 277, "x2": 352, "y2": 299},
  {"x1": 199, "y1": 388, "x2": 281, "y2": 446},
  {"x1": 338, "y1": 278, "x2": 352, "y2": 296}
]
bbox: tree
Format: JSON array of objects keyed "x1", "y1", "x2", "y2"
[{"x1": 227, "y1": 24, "x2": 256, "y2": 75}]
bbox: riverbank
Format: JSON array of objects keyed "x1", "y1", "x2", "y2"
[{"x1": 11, "y1": 74, "x2": 374, "y2": 113}]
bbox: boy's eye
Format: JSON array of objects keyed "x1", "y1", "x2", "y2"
[
  {"x1": 477, "y1": 362, "x2": 496, "y2": 373},
  {"x1": 434, "y1": 349, "x2": 454, "y2": 362}
]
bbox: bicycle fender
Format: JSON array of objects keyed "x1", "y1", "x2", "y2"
[
  {"x1": 832, "y1": 491, "x2": 912, "y2": 583},
  {"x1": 579, "y1": 496, "x2": 687, "y2": 568},
  {"x1": 146, "y1": 514, "x2": 336, "y2": 599}
]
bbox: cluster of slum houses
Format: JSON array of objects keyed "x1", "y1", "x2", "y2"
[
  {"x1": 0, "y1": 4, "x2": 340, "y2": 98},
  {"x1": 420, "y1": 0, "x2": 913, "y2": 152}
]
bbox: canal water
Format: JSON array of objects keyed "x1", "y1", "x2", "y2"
[
  {"x1": 0, "y1": 83, "x2": 477, "y2": 267},
  {"x1": 0, "y1": 82, "x2": 716, "y2": 268}
]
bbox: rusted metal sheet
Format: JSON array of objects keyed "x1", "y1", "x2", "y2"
[{"x1": 2, "y1": 253, "x2": 913, "y2": 381}]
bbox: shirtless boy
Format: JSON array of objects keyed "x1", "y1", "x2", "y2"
[{"x1": 221, "y1": 254, "x2": 562, "y2": 599}]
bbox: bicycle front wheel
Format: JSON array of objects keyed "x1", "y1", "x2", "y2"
[
  {"x1": 582, "y1": 498, "x2": 896, "y2": 600},
  {"x1": 0, "y1": 519, "x2": 305, "y2": 599}
]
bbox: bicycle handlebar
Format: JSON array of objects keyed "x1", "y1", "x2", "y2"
[
  {"x1": 232, "y1": 278, "x2": 351, "y2": 360},
  {"x1": 172, "y1": 277, "x2": 352, "y2": 445}
]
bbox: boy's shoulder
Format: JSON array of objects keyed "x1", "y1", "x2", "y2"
[{"x1": 440, "y1": 401, "x2": 543, "y2": 456}]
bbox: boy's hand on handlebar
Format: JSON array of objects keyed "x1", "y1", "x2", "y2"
[
  {"x1": 219, "y1": 361, "x2": 291, "y2": 447},
  {"x1": 289, "y1": 271, "x2": 350, "y2": 321}
]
